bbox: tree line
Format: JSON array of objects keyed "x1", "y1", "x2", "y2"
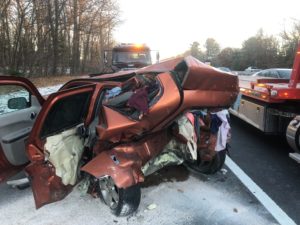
[
  {"x1": 0, "y1": 0, "x2": 120, "y2": 76},
  {"x1": 187, "y1": 20, "x2": 300, "y2": 70}
]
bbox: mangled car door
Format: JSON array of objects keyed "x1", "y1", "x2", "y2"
[
  {"x1": 0, "y1": 76, "x2": 44, "y2": 182},
  {"x1": 25, "y1": 84, "x2": 97, "y2": 208}
]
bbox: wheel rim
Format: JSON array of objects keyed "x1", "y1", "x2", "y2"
[{"x1": 99, "y1": 177, "x2": 119, "y2": 209}]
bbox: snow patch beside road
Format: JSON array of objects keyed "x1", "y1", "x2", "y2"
[
  {"x1": 0, "y1": 166, "x2": 278, "y2": 225},
  {"x1": 38, "y1": 84, "x2": 61, "y2": 96}
]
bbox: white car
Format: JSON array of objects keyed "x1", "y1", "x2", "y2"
[{"x1": 252, "y1": 68, "x2": 292, "y2": 79}]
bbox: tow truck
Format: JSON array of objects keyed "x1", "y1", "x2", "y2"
[
  {"x1": 103, "y1": 43, "x2": 159, "y2": 72},
  {"x1": 230, "y1": 43, "x2": 300, "y2": 163}
]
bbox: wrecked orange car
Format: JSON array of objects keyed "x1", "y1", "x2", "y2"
[{"x1": 0, "y1": 56, "x2": 238, "y2": 216}]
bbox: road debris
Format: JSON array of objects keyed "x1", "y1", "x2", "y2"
[
  {"x1": 147, "y1": 203, "x2": 157, "y2": 210},
  {"x1": 220, "y1": 168, "x2": 228, "y2": 175}
]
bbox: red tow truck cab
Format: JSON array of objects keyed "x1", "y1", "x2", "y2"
[
  {"x1": 230, "y1": 43, "x2": 300, "y2": 162},
  {"x1": 104, "y1": 43, "x2": 159, "y2": 72}
]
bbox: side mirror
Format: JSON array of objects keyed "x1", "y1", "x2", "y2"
[
  {"x1": 8, "y1": 97, "x2": 28, "y2": 110},
  {"x1": 156, "y1": 52, "x2": 160, "y2": 63},
  {"x1": 103, "y1": 51, "x2": 108, "y2": 64}
]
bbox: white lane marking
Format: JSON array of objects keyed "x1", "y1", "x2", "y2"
[{"x1": 225, "y1": 156, "x2": 296, "y2": 225}]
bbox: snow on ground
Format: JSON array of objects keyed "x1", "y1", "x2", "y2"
[
  {"x1": 0, "y1": 166, "x2": 278, "y2": 225},
  {"x1": 38, "y1": 85, "x2": 62, "y2": 96}
]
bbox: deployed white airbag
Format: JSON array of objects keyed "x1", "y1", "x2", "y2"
[
  {"x1": 142, "y1": 114, "x2": 197, "y2": 176},
  {"x1": 45, "y1": 128, "x2": 84, "y2": 185},
  {"x1": 177, "y1": 115, "x2": 197, "y2": 160}
]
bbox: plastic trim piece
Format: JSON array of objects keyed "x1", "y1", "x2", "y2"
[{"x1": 2, "y1": 127, "x2": 31, "y2": 144}]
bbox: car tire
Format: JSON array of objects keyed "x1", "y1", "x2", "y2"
[
  {"x1": 98, "y1": 176, "x2": 141, "y2": 216},
  {"x1": 185, "y1": 149, "x2": 227, "y2": 174}
]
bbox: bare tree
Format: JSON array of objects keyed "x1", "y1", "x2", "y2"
[{"x1": 0, "y1": 0, "x2": 120, "y2": 76}]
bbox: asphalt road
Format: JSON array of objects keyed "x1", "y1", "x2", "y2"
[{"x1": 230, "y1": 116, "x2": 300, "y2": 224}]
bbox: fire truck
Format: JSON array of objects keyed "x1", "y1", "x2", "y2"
[
  {"x1": 230, "y1": 43, "x2": 300, "y2": 162},
  {"x1": 104, "y1": 43, "x2": 159, "y2": 72}
]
